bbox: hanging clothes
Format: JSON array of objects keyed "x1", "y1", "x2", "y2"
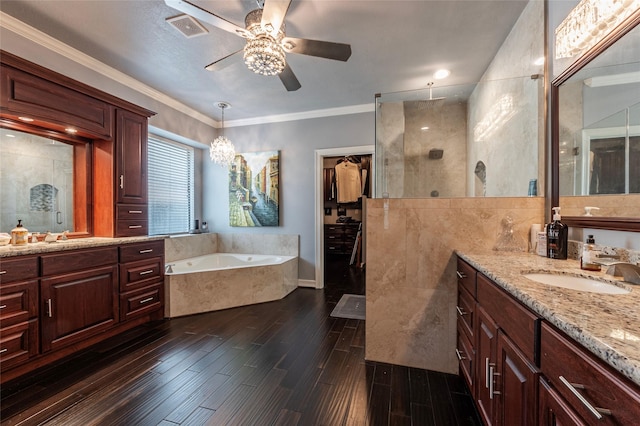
[{"x1": 335, "y1": 158, "x2": 362, "y2": 203}]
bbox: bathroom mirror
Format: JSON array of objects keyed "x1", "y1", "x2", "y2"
[
  {"x1": 553, "y1": 12, "x2": 640, "y2": 231},
  {"x1": 0, "y1": 124, "x2": 91, "y2": 235}
]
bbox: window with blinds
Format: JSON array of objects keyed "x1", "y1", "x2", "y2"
[{"x1": 148, "y1": 137, "x2": 194, "y2": 235}]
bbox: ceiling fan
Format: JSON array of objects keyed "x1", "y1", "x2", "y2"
[{"x1": 164, "y1": 0, "x2": 352, "y2": 91}]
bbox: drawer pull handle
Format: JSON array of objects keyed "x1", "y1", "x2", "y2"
[
  {"x1": 485, "y1": 358, "x2": 491, "y2": 389},
  {"x1": 0, "y1": 270, "x2": 6, "y2": 275},
  {"x1": 456, "y1": 306, "x2": 467, "y2": 316},
  {"x1": 139, "y1": 270, "x2": 155, "y2": 275},
  {"x1": 46, "y1": 299, "x2": 53, "y2": 318},
  {"x1": 0, "y1": 348, "x2": 7, "y2": 354},
  {"x1": 139, "y1": 297, "x2": 154, "y2": 304},
  {"x1": 129, "y1": 225, "x2": 143, "y2": 229},
  {"x1": 128, "y1": 210, "x2": 143, "y2": 214},
  {"x1": 139, "y1": 249, "x2": 153, "y2": 254},
  {"x1": 456, "y1": 271, "x2": 467, "y2": 279},
  {"x1": 559, "y1": 376, "x2": 610, "y2": 419},
  {"x1": 489, "y1": 366, "x2": 501, "y2": 399},
  {"x1": 120, "y1": 175, "x2": 124, "y2": 189},
  {"x1": 0, "y1": 305, "x2": 6, "y2": 310},
  {"x1": 455, "y1": 349, "x2": 466, "y2": 361}
]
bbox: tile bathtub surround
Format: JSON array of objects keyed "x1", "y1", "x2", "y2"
[
  {"x1": 457, "y1": 251, "x2": 640, "y2": 387},
  {"x1": 365, "y1": 196, "x2": 544, "y2": 373},
  {"x1": 164, "y1": 233, "x2": 299, "y2": 263}
]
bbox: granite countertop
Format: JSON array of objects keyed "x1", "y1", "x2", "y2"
[
  {"x1": 456, "y1": 251, "x2": 640, "y2": 387},
  {"x1": 0, "y1": 235, "x2": 166, "y2": 258}
]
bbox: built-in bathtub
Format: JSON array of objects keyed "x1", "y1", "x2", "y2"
[{"x1": 164, "y1": 252, "x2": 298, "y2": 317}]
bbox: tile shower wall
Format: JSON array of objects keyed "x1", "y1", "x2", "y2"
[{"x1": 365, "y1": 196, "x2": 544, "y2": 373}]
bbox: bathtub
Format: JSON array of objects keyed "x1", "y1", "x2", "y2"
[{"x1": 164, "y1": 253, "x2": 298, "y2": 318}]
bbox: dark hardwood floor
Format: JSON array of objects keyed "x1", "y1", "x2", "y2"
[{"x1": 1, "y1": 256, "x2": 480, "y2": 426}]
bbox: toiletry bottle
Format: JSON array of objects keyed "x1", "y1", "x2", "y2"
[
  {"x1": 10, "y1": 220, "x2": 29, "y2": 246},
  {"x1": 546, "y1": 207, "x2": 568, "y2": 260},
  {"x1": 536, "y1": 230, "x2": 547, "y2": 256},
  {"x1": 580, "y1": 235, "x2": 601, "y2": 271}
]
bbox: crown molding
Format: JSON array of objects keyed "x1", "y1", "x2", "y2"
[
  {"x1": 1, "y1": 11, "x2": 374, "y2": 129},
  {"x1": 0, "y1": 11, "x2": 218, "y2": 127}
]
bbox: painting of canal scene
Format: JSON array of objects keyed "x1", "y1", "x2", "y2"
[{"x1": 229, "y1": 151, "x2": 279, "y2": 227}]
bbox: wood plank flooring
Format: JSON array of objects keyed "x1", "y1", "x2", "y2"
[{"x1": 1, "y1": 257, "x2": 481, "y2": 426}]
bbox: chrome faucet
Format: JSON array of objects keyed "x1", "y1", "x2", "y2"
[
  {"x1": 165, "y1": 264, "x2": 174, "y2": 274},
  {"x1": 605, "y1": 262, "x2": 640, "y2": 285}
]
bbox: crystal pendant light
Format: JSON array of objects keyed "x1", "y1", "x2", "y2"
[{"x1": 209, "y1": 102, "x2": 235, "y2": 166}]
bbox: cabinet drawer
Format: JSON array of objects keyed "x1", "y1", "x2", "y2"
[
  {"x1": 120, "y1": 284, "x2": 163, "y2": 322},
  {"x1": 541, "y1": 322, "x2": 640, "y2": 425},
  {"x1": 116, "y1": 204, "x2": 148, "y2": 220},
  {"x1": 457, "y1": 284, "x2": 475, "y2": 341},
  {"x1": 116, "y1": 220, "x2": 149, "y2": 237},
  {"x1": 120, "y1": 257, "x2": 163, "y2": 292},
  {"x1": 41, "y1": 247, "x2": 118, "y2": 276},
  {"x1": 0, "y1": 256, "x2": 39, "y2": 283},
  {"x1": 0, "y1": 280, "x2": 38, "y2": 327},
  {"x1": 477, "y1": 273, "x2": 540, "y2": 363},
  {"x1": 119, "y1": 240, "x2": 164, "y2": 263},
  {"x1": 456, "y1": 258, "x2": 477, "y2": 297},
  {"x1": 457, "y1": 324, "x2": 474, "y2": 390},
  {"x1": 0, "y1": 319, "x2": 38, "y2": 371}
]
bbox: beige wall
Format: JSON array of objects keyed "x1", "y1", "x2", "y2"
[{"x1": 365, "y1": 196, "x2": 544, "y2": 372}]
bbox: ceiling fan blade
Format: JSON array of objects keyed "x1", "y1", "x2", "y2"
[
  {"x1": 164, "y1": 0, "x2": 251, "y2": 38},
  {"x1": 279, "y1": 64, "x2": 301, "y2": 91},
  {"x1": 204, "y1": 50, "x2": 243, "y2": 71},
  {"x1": 261, "y1": 0, "x2": 291, "y2": 37},
  {"x1": 282, "y1": 37, "x2": 352, "y2": 62}
]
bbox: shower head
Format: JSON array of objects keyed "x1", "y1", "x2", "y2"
[{"x1": 415, "y1": 82, "x2": 445, "y2": 109}]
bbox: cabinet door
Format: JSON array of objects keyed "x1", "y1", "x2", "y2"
[
  {"x1": 539, "y1": 378, "x2": 587, "y2": 426},
  {"x1": 116, "y1": 109, "x2": 147, "y2": 204},
  {"x1": 496, "y1": 330, "x2": 540, "y2": 426},
  {"x1": 476, "y1": 305, "x2": 498, "y2": 426},
  {"x1": 41, "y1": 265, "x2": 118, "y2": 352}
]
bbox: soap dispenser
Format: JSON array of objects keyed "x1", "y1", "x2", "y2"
[
  {"x1": 10, "y1": 220, "x2": 29, "y2": 246},
  {"x1": 546, "y1": 207, "x2": 568, "y2": 260},
  {"x1": 580, "y1": 235, "x2": 601, "y2": 271}
]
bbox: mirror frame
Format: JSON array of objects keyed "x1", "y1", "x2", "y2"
[{"x1": 551, "y1": 10, "x2": 640, "y2": 232}]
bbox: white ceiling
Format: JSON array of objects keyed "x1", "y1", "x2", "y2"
[{"x1": 0, "y1": 0, "x2": 528, "y2": 123}]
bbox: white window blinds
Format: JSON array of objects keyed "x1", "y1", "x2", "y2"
[{"x1": 148, "y1": 137, "x2": 194, "y2": 235}]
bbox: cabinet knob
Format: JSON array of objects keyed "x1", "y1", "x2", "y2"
[
  {"x1": 128, "y1": 210, "x2": 143, "y2": 214},
  {"x1": 489, "y1": 366, "x2": 501, "y2": 399},
  {"x1": 0, "y1": 305, "x2": 6, "y2": 310},
  {"x1": 455, "y1": 349, "x2": 466, "y2": 361},
  {"x1": 46, "y1": 299, "x2": 53, "y2": 318},
  {"x1": 129, "y1": 225, "x2": 143, "y2": 229},
  {"x1": 119, "y1": 175, "x2": 124, "y2": 189},
  {"x1": 0, "y1": 348, "x2": 7, "y2": 354},
  {"x1": 456, "y1": 271, "x2": 467, "y2": 279},
  {"x1": 0, "y1": 270, "x2": 7, "y2": 275},
  {"x1": 456, "y1": 306, "x2": 467, "y2": 316}
]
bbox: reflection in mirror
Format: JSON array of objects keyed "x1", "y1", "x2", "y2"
[
  {"x1": 1, "y1": 129, "x2": 75, "y2": 234},
  {"x1": 557, "y1": 19, "x2": 640, "y2": 221}
]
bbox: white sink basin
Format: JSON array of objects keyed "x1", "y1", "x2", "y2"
[{"x1": 523, "y1": 273, "x2": 630, "y2": 295}]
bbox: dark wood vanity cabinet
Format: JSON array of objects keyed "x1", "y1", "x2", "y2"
[
  {"x1": 540, "y1": 322, "x2": 640, "y2": 425},
  {"x1": 118, "y1": 240, "x2": 164, "y2": 321},
  {"x1": 0, "y1": 240, "x2": 165, "y2": 384},
  {"x1": 40, "y1": 247, "x2": 119, "y2": 353},
  {"x1": 0, "y1": 256, "x2": 39, "y2": 371},
  {"x1": 457, "y1": 259, "x2": 541, "y2": 426},
  {"x1": 456, "y1": 256, "x2": 640, "y2": 426}
]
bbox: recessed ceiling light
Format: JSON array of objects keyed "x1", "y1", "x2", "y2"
[
  {"x1": 421, "y1": 126, "x2": 430, "y2": 131},
  {"x1": 433, "y1": 69, "x2": 450, "y2": 80},
  {"x1": 18, "y1": 116, "x2": 34, "y2": 122}
]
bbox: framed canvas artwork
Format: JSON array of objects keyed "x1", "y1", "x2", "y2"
[{"x1": 228, "y1": 150, "x2": 280, "y2": 227}]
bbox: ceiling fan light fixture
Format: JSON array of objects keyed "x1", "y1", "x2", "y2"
[{"x1": 243, "y1": 35, "x2": 286, "y2": 76}]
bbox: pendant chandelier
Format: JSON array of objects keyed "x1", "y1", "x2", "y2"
[
  {"x1": 209, "y1": 102, "x2": 236, "y2": 166},
  {"x1": 242, "y1": 8, "x2": 286, "y2": 76}
]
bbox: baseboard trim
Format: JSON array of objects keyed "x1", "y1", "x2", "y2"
[{"x1": 298, "y1": 279, "x2": 317, "y2": 288}]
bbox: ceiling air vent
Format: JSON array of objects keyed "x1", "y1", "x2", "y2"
[{"x1": 166, "y1": 14, "x2": 208, "y2": 38}]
